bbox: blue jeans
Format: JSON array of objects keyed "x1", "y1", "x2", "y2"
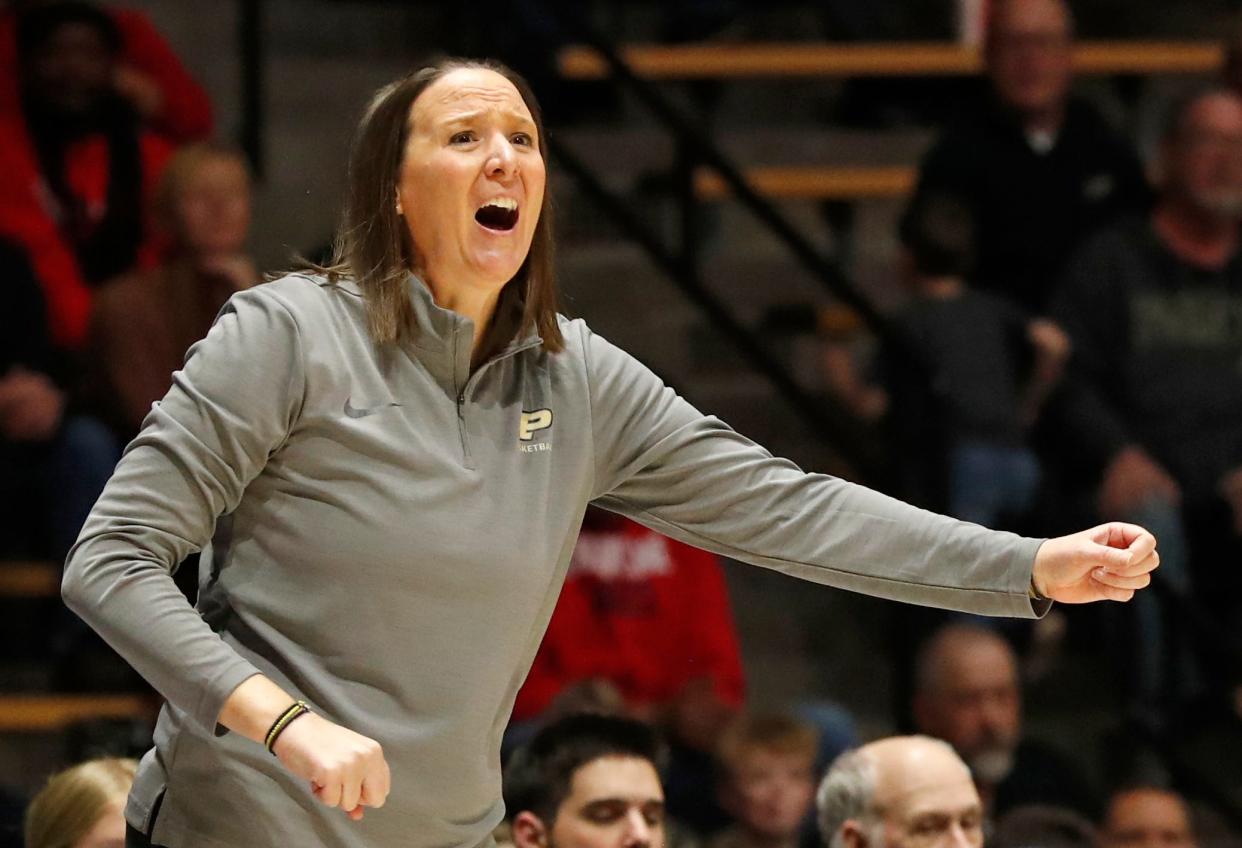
[
  {"x1": 948, "y1": 441, "x2": 1041, "y2": 528},
  {"x1": 48, "y1": 415, "x2": 121, "y2": 558},
  {"x1": 0, "y1": 414, "x2": 119, "y2": 559},
  {"x1": 1118, "y1": 495, "x2": 1200, "y2": 727}
]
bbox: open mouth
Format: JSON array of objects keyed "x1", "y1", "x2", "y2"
[{"x1": 475, "y1": 198, "x2": 519, "y2": 232}]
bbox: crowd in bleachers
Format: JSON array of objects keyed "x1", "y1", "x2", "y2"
[{"x1": 2, "y1": 0, "x2": 1242, "y2": 846}]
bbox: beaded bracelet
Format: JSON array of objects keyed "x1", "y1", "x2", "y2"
[{"x1": 265, "y1": 700, "x2": 311, "y2": 755}]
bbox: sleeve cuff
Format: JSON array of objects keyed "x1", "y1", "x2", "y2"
[{"x1": 197, "y1": 662, "x2": 263, "y2": 737}]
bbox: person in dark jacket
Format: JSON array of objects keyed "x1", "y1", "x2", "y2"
[
  {"x1": 1054, "y1": 88, "x2": 1242, "y2": 725},
  {"x1": 908, "y1": 0, "x2": 1148, "y2": 314},
  {"x1": 0, "y1": 239, "x2": 117, "y2": 558}
]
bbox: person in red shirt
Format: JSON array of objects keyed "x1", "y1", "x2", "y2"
[
  {"x1": 511, "y1": 508, "x2": 748, "y2": 835},
  {"x1": 0, "y1": 1, "x2": 173, "y2": 349},
  {"x1": 0, "y1": 0, "x2": 213, "y2": 143},
  {"x1": 513, "y1": 508, "x2": 746, "y2": 729}
]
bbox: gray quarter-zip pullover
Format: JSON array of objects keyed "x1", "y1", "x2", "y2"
[{"x1": 63, "y1": 273, "x2": 1046, "y2": 847}]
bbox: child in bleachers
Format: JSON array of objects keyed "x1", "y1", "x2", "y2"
[
  {"x1": 87, "y1": 141, "x2": 255, "y2": 441},
  {"x1": 885, "y1": 191, "x2": 1070, "y2": 526},
  {"x1": 711, "y1": 713, "x2": 819, "y2": 848}
]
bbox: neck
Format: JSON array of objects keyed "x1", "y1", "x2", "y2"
[
  {"x1": 185, "y1": 247, "x2": 236, "y2": 268},
  {"x1": 918, "y1": 275, "x2": 966, "y2": 299},
  {"x1": 1022, "y1": 107, "x2": 1063, "y2": 135},
  {"x1": 1152, "y1": 198, "x2": 1239, "y2": 268},
  {"x1": 419, "y1": 270, "x2": 502, "y2": 356},
  {"x1": 739, "y1": 828, "x2": 797, "y2": 848}
]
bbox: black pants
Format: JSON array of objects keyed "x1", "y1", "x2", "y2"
[
  {"x1": 125, "y1": 823, "x2": 163, "y2": 848},
  {"x1": 124, "y1": 794, "x2": 165, "y2": 848}
]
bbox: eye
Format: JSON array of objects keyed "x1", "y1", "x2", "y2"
[
  {"x1": 585, "y1": 804, "x2": 624, "y2": 824},
  {"x1": 449, "y1": 131, "x2": 476, "y2": 145},
  {"x1": 511, "y1": 132, "x2": 534, "y2": 147}
]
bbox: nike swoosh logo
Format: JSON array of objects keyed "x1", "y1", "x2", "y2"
[{"x1": 344, "y1": 398, "x2": 403, "y2": 419}]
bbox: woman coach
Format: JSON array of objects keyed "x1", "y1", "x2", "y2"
[{"x1": 63, "y1": 59, "x2": 1157, "y2": 848}]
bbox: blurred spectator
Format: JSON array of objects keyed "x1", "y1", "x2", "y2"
[
  {"x1": 0, "y1": 787, "x2": 20, "y2": 848},
  {"x1": 711, "y1": 713, "x2": 818, "y2": 848},
  {"x1": 502, "y1": 713, "x2": 670, "y2": 848},
  {"x1": 815, "y1": 735, "x2": 983, "y2": 848},
  {"x1": 0, "y1": 0, "x2": 212, "y2": 142},
  {"x1": 1100, "y1": 787, "x2": 1196, "y2": 848},
  {"x1": 24, "y1": 757, "x2": 136, "y2": 848},
  {"x1": 0, "y1": 239, "x2": 118, "y2": 559},
  {"x1": 992, "y1": 805, "x2": 1097, "y2": 848},
  {"x1": 886, "y1": 192, "x2": 1069, "y2": 520},
  {"x1": 1223, "y1": 15, "x2": 1242, "y2": 102},
  {"x1": 512, "y1": 508, "x2": 745, "y2": 834},
  {"x1": 513, "y1": 507, "x2": 744, "y2": 738},
  {"x1": 908, "y1": 0, "x2": 1148, "y2": 314},
  {"x1": 1053, "y1": 89, "x2": 1242, "y2": 723},
  {"x1": 0, "y1": 1, "x2": 173, "y2": 350},
  {"x1": 86, "y1": 141, "x2": 255, "y2": 441},
  {"x1": 910, "y1": 624, "x2": 1095, "y2": 820}
]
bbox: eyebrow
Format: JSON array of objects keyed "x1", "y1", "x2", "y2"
[
  {"x1": 580, "y1": 798, "x2": 665, "y2": 812},
  {"x1": 906, "y1": 805, "x2": 983, "y2": 822}
]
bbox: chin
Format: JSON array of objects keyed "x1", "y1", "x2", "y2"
[{"x1": 470, "y1": 255, "x2": 528, "y2": 286}]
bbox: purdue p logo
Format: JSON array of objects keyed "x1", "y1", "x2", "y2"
[{"x1": 519, "y1": 409, "x2": 553, "y2": 441}]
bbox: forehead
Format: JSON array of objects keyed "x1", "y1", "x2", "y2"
[
  {"x1": 871, "y1": 744, "x2": 977, "y2": 813},
  {"x1": 1109, "y1": 791, "x2": 1191, "y2": 828},
  {"x1": 994, "y1": 0, "x2": 1070, "y2": 33},
  {"x1": 933, "y1": 639, "x2": 1017, "y2": 692},
  {"x1": 884, "y1": 774, "x2": 981, "y2": 820},
  {"x1": 566, "y1": 756, "x2": 663, "y2": 804},
  {"x1": 1182, "y1": 95, "x2": 1242, "y2": 135},
  {"x1": 733, "y1": 745, "x2": 813, "y2": 772},
  {"x1": 411, "y1": 67, "x2": 533, "y2": 127},
  {"x1": 186, "y1": 155, "x2": 249, "y2": 181}
]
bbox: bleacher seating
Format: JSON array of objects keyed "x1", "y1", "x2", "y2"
[{"x1": 558, "y1": 40, "x2": 1222, "y2": 80}]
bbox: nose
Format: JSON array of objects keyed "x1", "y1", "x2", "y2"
[
  {"x1": 622, "y1": 809, "x2": 654, "y2": 847},
  {"x1": 485, "y1": 133, "x2": 518, "y2": 178},
  {"x1": 944, "y1": 821, "x2": 980, "y2": 848}
]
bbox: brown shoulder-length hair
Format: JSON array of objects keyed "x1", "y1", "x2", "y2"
[{"x1": 312, "y1": 58, "x2": 562, "y2": 352}]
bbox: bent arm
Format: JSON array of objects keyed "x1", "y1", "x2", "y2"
[{"x1": 63, "y1": 285, "x2": 304, "y2": 734}]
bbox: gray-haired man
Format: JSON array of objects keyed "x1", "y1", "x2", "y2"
[{"x1": 816, "y1": 736, "x2": 983, "y2": 848}]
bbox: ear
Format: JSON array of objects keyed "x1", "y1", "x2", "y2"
[
  {"x1": 511, "y1": 811, "x2": 549, "y2": 848},
  {"x1": 841, "y1": 818, "x2": 870, "y2": 848}
]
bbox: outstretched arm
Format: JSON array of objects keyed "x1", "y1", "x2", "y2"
[{"x1": 581, "y1": 322, "x2": 1158, "y2": 617}]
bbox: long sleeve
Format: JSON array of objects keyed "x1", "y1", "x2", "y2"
[
  {"x1": 582, "y1": 324, "x2": 1046, "y2": 618},
  {"x1": 62, "y1": 285, "x2": 305, "y2": 733}
]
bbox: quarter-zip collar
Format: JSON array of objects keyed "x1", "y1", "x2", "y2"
[{"x1": 403, "y1": 272, "x2": 541, "y2": 363}]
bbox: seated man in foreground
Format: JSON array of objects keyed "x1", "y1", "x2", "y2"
[
  {"x1": 502, "y1": 713, "x2": 668, "y2": 848},
  {"x1": 816, "y1": 735, "x2": 983, "y2": 848}
]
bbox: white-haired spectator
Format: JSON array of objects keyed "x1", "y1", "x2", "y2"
[{"x1": 816, "y1": 735, "x2": 982, "y2": 848}]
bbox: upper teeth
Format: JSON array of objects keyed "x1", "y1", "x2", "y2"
[{"x1": 482, "y1": 198, "x2": 517, "y2": 211}]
